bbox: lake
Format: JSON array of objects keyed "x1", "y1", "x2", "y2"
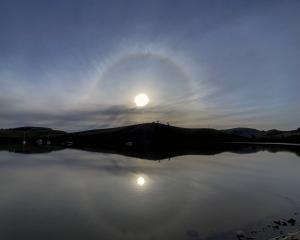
[{"x1": 0, "y1": 148, "x2": 299, "y2": 240}]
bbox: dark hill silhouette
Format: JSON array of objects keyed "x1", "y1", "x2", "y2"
[
  {"x1": 1, "y1": 123, "x2": 300, "y2": 147},
  {"x1": 66, "y1": 123, "x2": 246, "y2": 148},
  {"x1": 0, "y1": 127, "x2": 65, "y2": 144}
]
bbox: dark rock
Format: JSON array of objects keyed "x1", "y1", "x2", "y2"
[
  {"x1": 287, "y1": 218, "x2": 296, "y2": 226},
  {"x1": 236, "y1": 230, "x2": 245, "y2": 239}
]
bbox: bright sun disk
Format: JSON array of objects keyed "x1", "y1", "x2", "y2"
[
  {"x1": 134, "y1": 93, "x2": 149, "y2": 107},
  {"x1": 137, "y1": 176, "x2": 145, "y2": 186}
]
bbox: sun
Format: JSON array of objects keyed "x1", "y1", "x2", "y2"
[
  {"x1": 134, "y1": 93, "x2": 149, "y2": 107},
  {"x1": 137, "y1": 176, "x2": 145, "y2": 186}
]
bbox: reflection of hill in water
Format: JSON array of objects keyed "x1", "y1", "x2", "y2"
[
  {"x1": 0, "y1": 144, "x2": 64, "y2": 154},
  {"x1": 1, "y1": 123, "x2": 300, "y2": 159},
  {"x1": 1, "y1": 143, "x2": 299, "y2": 160},
  {"x1": 73, "y1": 143, "x2": 300, "y2": 160}
]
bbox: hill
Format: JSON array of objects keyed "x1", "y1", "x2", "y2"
[
  {"x1": 0, "y1": 127, "x2": 65, "y2": 144},
  {"x1": 0, "y1": 123, "x2": 300, "y2": 147}
]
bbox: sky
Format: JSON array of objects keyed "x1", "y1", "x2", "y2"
[{"x1": 0, "y1": 0, "x2": 299, "y2": 131}]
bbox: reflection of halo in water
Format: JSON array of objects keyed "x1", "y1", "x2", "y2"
[
  {"x1": 90, "y1": 52, "x2": 198, "y2": 107},
  {"x1": 88, "y1": 173, "x2": 193, "y2": 239},
  {"x1": 136, "y1": 176, "x2": 145, "y2": 186}
]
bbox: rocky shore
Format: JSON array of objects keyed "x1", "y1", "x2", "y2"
[{"x1": 270, "y1": 231, "x2": 300, "y2": 240}]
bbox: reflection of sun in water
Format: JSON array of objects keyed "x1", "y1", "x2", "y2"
[
  {"x1": 137, "y1": 176, "x2": 145, "y2": 186},
  {"x1": 134, "y1": 93, "x2": 149, "y2": 107}
]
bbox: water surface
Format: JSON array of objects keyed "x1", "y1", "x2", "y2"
[{"x1": 0, "y1": 148, "x2": 299, "y2": 240}]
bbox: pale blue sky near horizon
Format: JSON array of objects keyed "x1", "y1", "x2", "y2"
[{"x1": 0, "y1": 0, "x2": 299, "y2": 131}]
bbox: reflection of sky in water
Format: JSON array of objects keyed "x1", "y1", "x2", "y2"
[{"x1": 0, "y1": 150, "x2": 300, "y2": 239}]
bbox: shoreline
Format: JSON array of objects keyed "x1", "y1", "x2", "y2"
[{"x1": 270, "y1": 231, "x2": 300, "y2": 240}]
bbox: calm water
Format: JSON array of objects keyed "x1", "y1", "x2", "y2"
[{"x1": 0, "y1": 149, "x2": 299, "y2": 240}]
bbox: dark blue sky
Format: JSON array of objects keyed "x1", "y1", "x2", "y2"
[{"x1": 0, "y1": 0, "x2": 299, "y2": 130}]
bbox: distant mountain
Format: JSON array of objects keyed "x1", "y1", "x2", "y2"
[
  {"x1": 257, "y1": 128, "x2": 300, "y2": 142},
  {"x1": 222, "y1": 128, "x2": 262, "y2": 138},
  {"x1": 10, "y1": 126, "x2": 54, "y2": 131},
  {"x1": 222, "y1": 127, "x2": 300, "y2": 143}
]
